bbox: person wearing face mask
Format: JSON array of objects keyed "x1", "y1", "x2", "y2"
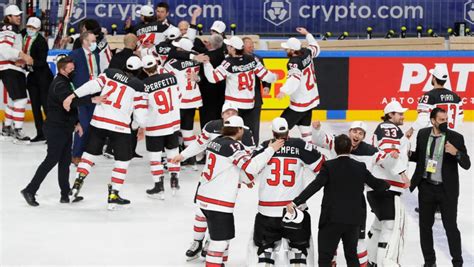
[
  {"x1": 22, "y1": 17, "x2": 53, "y2": 142},
  {"x1": 20, "y1": 56, "x2": 105, "y2": 206},
  {"x1": 409, "y1": 107, "x2": 470, "y2": 267},
  {"x1": 69, "y1": 31, "x2": 101, "y2": 165}
]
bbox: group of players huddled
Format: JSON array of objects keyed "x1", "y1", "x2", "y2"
[{"x1": 1, "y1": 2, "x2": 466, "y2": 267}]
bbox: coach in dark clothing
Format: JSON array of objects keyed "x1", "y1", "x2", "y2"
[
  {"x1": 23, "y1": 17, "x2": 54, "y2": 142},
  {"x1": 21, "y1": 57, "x2": 102, "y2": 206},
  {"x1": 287, "y1": 134, "x2": 389, "y2": 267},
  {"x1": 108, "y1": 34, "x2": 137, "y2": 70},
  {"x1": 409, "y1": 108, "x2": 470, "y2": 267}
]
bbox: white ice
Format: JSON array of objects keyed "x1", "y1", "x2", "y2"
[{"x1": 1, "y1": 121, "x2": 473, "y2": 266}]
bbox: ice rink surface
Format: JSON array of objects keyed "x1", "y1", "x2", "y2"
[{"x1": 1, "y1": 121, "x2": 473, "y2": 266}]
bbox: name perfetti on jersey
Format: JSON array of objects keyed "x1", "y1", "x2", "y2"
[{"x1": 144, "y1": 76, "x2": 177, "y2": 92}]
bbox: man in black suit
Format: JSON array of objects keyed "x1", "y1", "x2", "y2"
[
  {"x1": 23, "y1": 17, "x2": 53, "y2": 142},
  {"x1": 108, "y1": 33, "x2": 137, "y2": 70},
  {"x1": 286, "y1": 134, "x2": 389, "y2": 267},
  {"x1": 409, "y1": 107, "x2": 470, "y2": 267}
]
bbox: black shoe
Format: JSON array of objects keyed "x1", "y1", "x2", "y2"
[
  {"x1": 108, "y1": 184, "x2": 131, "y2": 210},
  {"x1": 186, "y1": 240, "x2": 203, "y2": 261},
  {"x1": 133, "y1": 153, "x2": 143, "y2": 158},
  {"x1": 170, "y1": 173, "x2": 180, "y2": 192},
  {"x1": 70, "y1": 175, "x2": 86, "y2": 202},
  {"x1": 60, "y1": 195, "x2": 70, "y2": 203},
  {"x1": 423, "y1": 264, "x2": 436, "y2": 267},
  {"x1": 146, "y1": 177, "x2": 165, "y2": 199},
  {"x1": 31, "y1": 135, "x2": 46, "y2": 142},
  {"x1": 21, "y1": 189, "x2": 39, "y2": 206}
]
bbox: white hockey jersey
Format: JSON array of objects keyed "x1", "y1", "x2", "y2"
[
  {"x1": 197, "y1": 136, "x2": 276, "y2": 213},
  {"x1": 204, "y1": 54, "x2": 276, "y2": 109},
  {"x1": 371, "y1": 121, "x2": 410, "y2": 193},
  {"x1": 254, "y1": 138, "x2": 325, "y2": 217},
  {"x1": 73, "y1": 68, "x2": 147, "y2": 134},
  {"x1": 165, "y1": 58, "x2": 202, "y2": 109},
  {"x1": 0, "y1": 23, "x2": 25, "y2": 73},
  {"x1": 280, "y1": 34, "x2": 321, "y2": 112},
  {"x1": 412, "y1": 88, "x2": 464, "y2": 132},
  {"x1": 143, "y1": 72, "x2": 182, "y2": 136},
  {"x1": 96, "y1": 37, "x2": 113, "y2": 72}
]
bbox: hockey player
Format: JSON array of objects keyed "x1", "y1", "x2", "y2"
[
  {"x1": 0, "y1": 4, "x2": 34, "y2": 143},
  {"x1": 196, "y1": 115, "x2": 284, "y2": 267},
  {"x1": 406, "y1": 65, "x2": 464, "y2": 137},
  {"x1": 312, "y1": 120, "x2": 408, "y2": 267},
  {"x1": 203, "y1": 35, "x2": 277, "y2": 128},
  {"x1": 172, "y1": 102, "x2": 255, "y2": 260},
  {"x1": 367, "y1": 100, "x2": 410, "y2": 266},
  {"x1": 164, "y1": 38, "x2": 202, "y2": 168},
  {"x1": 251, "y1": 117, "x2": 325, "y2": 266},
  {"x1": 130, "y1": 5, "x2": 171, "y2": 50},
  {"x1": 277, "y1": 27, "x2": 321, "y2": 143},
  {"x1": 141, "y1": 26, "x2": 181, "y2": 64},
  {"x1": 65, "y1": 56, "x2": 147, "y2": 209},
  {"x1": 141, "y1": 55, "x2": 182, "y2": 199}
]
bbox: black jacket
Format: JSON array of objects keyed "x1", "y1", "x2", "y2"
[
  {"x1": 108, "y1": 48, "x2": 134, "y2": 71},
  {"x1": 23, "y1": 33, "x2": 53, "y2": 78},
  {"x1": 409, "y1": 127, "x2": 470, "y2": 197},
  {"x1": 293, "y1": 156, "x2": 389, "y2": 227},
  {"x1": 45, "y1": 73, "x2": 91, "y2": 131}
]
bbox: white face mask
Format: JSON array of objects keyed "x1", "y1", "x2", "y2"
[
  {"x1": 26, "y1": 29, "x2": 37, "y2": 37},
  {"x1": 89, "y1": 42, "x2": 97, "y2": 51}
]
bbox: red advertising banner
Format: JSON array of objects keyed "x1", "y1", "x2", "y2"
[{"x1": 348, "y1": 58, "x2": 474, "y2": 110}]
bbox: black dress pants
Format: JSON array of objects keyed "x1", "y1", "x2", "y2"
[
  {"x1": 239, "y1": 107, "x2": 261, "y2": 145},
  {"x1": 24, "y1": 126, "x2": 72, "y2": 197},
  {"x1": 418, "y1": 180, "x2": 462, "y2": 266},
  {"x1": 318, "y1": 223, "x2": 359, "y2": 267},
  {"x1": 27, "y1": 72, "x2": 52, "y2": 137}
]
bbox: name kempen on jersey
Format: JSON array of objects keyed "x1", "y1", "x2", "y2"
[
  {"x1": 145, "y1": 76, "x2": 177, "y2": 92},
  {"x1": 275, "y1": 145, "x2": 300, "y2": 156}
]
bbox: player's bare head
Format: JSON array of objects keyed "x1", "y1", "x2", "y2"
[
  {"x1": 124, "y1": 34, "x2": 138, "y2": 50},
  {"x1": 208, "y1": 35, "x2": 224, "y2": 50},
  {"x1": 57, "y1": 56, "x2": 75, "y2": 76},
  {"x1": 334, "y1": 134, "x2": 352, "y2": 155},
  {"x1": 272, "y1": 117, "x2": 289, "y2": 140},
  {"x1": 156, "y1": 2, "x2": 170, "y2": 21},
  {"x1": 178, "y1": 20, "x2": 190, "y2": 35},
  {"x1": 430, "y1": 107, "x2": 448, "y2": 129},
  {"x1": 348, "y1": 121, "x2": 367, "y2": 148},
  {"x1": 80, "y1": 31, "x2": 96, "y2": 48},
  {"x1": 242, "y1": 37, "x2": 254, "y2": 54}
]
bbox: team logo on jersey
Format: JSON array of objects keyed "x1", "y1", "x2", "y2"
[
  {"x1": 263, "y1": 0, "x2": 291, "y2": 26},
  {"x1": 71, "y1": 0, "x2": 87, "y2": 26},
  {"x1": 465, "y1": 1, "x2": 474, "y2": 24}
]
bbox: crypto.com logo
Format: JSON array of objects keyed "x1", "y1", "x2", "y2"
[
  {"x1": 70, "y1": 0, "x2": 87, "y2": 25},
  {"x1": 465, "y1": 0, "x2": 474, "y2": 24},
  {"x1": 263, "y1": 0, "x2": 291, "y2": 26}
]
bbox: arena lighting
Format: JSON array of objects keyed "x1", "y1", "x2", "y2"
[
  {"x1": 366, "y1": 27, "x2": 373, "y2": 39},
  {"x1": 466, "y1": 28, "x2": 472, "y2": 36},
  {"x1": 230, "y1": 23, "x2": 237, "y2": 36},
  {"x1": 68, "y1": 27, "x2": 75, "y2": 36},
  {"x1": 416, "y1": 25, "x2": 423, "y2": 38},
  {"x1": 427, "y1": 28, "x2": 438, "y2": 37},
  {"x1": 447, "y1": 27, "x2": 456, "y2": 36},
  {"x1": 322, "y1": 31, "x2": 332, "y2": 40},
  {"x1": 338, "y1": 31, "x2": 348, "y2": 40},
  {"x1": 400, "y1": 26, "x2": 407, "y2": 38},
  {"x1": 197, "y1": 23, "x2": 203, "y2": 35},
  {"x1": 111, "y1": 24, "x2": 117, "y2": 36},
  {"x1": 384, "y1": 29, "x2": 395, "y2": 39}
]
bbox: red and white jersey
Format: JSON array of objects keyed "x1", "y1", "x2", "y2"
[
  {"x1": 412, "y1": 88, "x2": 464, "y2": 132},
  {"x1": 74, "y1": 68, "x2": 147, "y2": 134},
  {"x1": 371, "y1": 121, "x2": 410, "y2": 193},
  {"x1": 280, "y1": 34, "x2": 320, "y2": 112},
  {"x1": 96, "y1": 37, "x2": 113, "y2": 72},
  {"x1": 165, "y1": 58, "x2": 202, "y2": 109},
  {"x1": 133, "y1": 21, "x2": 170, "y2": 50},
  {"x1": 197, "y1": 136, "x2": 276, "y2": 213},
  {"x1": 204, "y1": 54, "x2": 276, "y2": 109},
  {"x1": 143, "y1": 72, "x2": 182, "y2": 136},
  {"x1": 0, "y1": 23, "x2": 25, "y2": 73},
  {"x1": 254, "y1": 138, "x2": 325, "y2": 217}
]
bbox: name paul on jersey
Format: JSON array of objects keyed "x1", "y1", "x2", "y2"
[{"x1": 112, "y1": 73, "x2": 129, "y2": 84}]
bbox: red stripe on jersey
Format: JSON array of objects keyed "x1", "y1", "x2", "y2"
[
  {"x1": 358, "y1": 250, "x2": 368, "y2": 259},
  {"x1": 387, "y1": 180, "x2": 406, "y2": 188},
  {"x1": 289, "y1": 74, "x2": 301, "y2": 80},
  {"x1": 92, "y1": 115, "x2": 129, "y2": 128},
  {"x1": 151, "y1": 170, "x2": 164, "y2": 175},
  {"x1": 168, "y1": 167, "x2": 180, "y2": 172},
  {"x1": 197, "y1": 138, "x2": 204, "y2": 145},
  {"x1": 213, "y1": 72, "x2": 220, "y2": 82},
  {"x1": 150, "y1": 161, "x2": 162, "y2": 166},
  {"x1": 146, "y1": 120, "x2": 180, "y2": 131},
  {"x1": 216, "y1": 69, "x2": 225, "y2": 79},
  {"x1": 259, "y1": 69, "x2": 269, "y2": 79},
  {"x1": 181, "y1": 96, "x2": 202, "y2": 103},
  {"x1": 196, "y1": 195, "x2": 235, "y2": 208},
  {"x1": 81, "y1": 158, "x2": 94, "y2": 166},
  {"x1": 291, "y1": 96, "x2": 320, "y2": 107},
  {"x1": 225, "y1": 96, "x2": 254, "y2": 103},
  {"x1": 11, "y1": 107, "x2": 25, "y2": 112},
  {"x1": 111, "y1": 177, "x2": 124, "y2": 184},
  {"x1": 0, "y1": 41, "x2": 14, "y2": 46},
  {"x1": 207, "y1": 251, "x2": 224, "y2": 257},
  {"x1": 113, "y1": 168, "x2": 127, "y2": 174},
  {"x1": 223, "y1": 256, "x2": 228, "y2": 262},
  {"x1": 245, "y1": 172, "x2": 255, "y2": 181},
  {"x1": 241, "y1": 158, "x2": 252, "y2": 171},
  {"x1": 183, "y1": 136, "x2": 196, "y2": 142},
  {"x1": 258, "y1": 200, "x2": 292, "y2": 207},
  {"x1": 201, "y1": 133, "x2": 209, "y2": 140},
  {"x1": 77, "y1": 168, "x2": 89, "y2": 176},
  {"x1": 375, "y1": 153, "x2": 386, "y2": 163},
  {"x1": 232, "y1": 154, "x2": 248, "y2": 165},
  {"x1": 195, "y1": 215, "x2": 206, "y2": 222},
  {"x1": 194, "y1": 226, "x2": 207, "y2": 232},
  {"x1": 379, "y1": 139, "x2": 400, "y2": 146},
  {"x1": 206, "y1": 262, "x2": 222, "y2": 267},
  {"x1": 383, "y1": 148, "x2": 400, "y2": 153},
  {"x1": 134, "y1": 96, "x2": 144, "y2": 101},
  {"x1": 98, "y1": 75, "x2": 107, "y2": 86},
  {"x1": 314, "y1": 156, "x2": 325, "y2": 173},
  {"x1": 6, "y1": 115, "x2": 24, "y2": 121},
  {"x1": 134, "y1": 104, "x2": 148, "y2": 109}
]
